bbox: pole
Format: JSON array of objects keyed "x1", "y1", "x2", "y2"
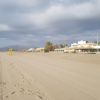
[{"x1": 97, "y1": 33, "x2": 99, "y2": 53}]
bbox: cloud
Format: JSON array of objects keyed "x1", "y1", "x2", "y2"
[
  {"x1": 0, "y1": 24, "x2": 13, "y2": 31},
  {"x1": 34, "y1": 3, "x2": 90, "y2": 22},
  {"x1": 0, "y1": 0, "x2": 100, "y2": 47},
  {"x1": 27, "y1": 0, "x2": 100, "y2": 34}
]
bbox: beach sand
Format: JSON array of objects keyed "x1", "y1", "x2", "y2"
[{"x1": 0, "y1": 52, "x2": 100, "y2": 100}]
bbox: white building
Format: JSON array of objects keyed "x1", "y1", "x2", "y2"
[
  {"x1": 27, "y1": 48, "x2": 35, "y2": 52},
  {"x1": 70, "y1": 40, "x2": 100, "y2": 53},
  {"x1": 71, "y1": 40, "x2": 87, "y2": 47},
  {"x1": 78, "y1": 40, "x2": 87, "y2": 45},
  {"x1": 54, "y1": 48, "x2": 67, "y2": 52},
  {"x1": 35, "y1": 48, "x2": 44, "y2": 52}
]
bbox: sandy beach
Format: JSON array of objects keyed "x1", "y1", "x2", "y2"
[{"x1": 0, "y1": 52, "x2": 100, "y2": 100}]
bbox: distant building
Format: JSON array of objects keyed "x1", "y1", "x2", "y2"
[
  {"x1": 54, "y1": 46, "x2": 70, "y2": 53},
  {"x1": 27, "y1": 47, "x2": 44, "y2": 52},
  {"x1": 27, "y1": 48, "x2": 35, "y2": 52},
  {"x1": 54, "y1": 48, "x2": 67, "y2": 52},
  {"x1": 35, "y1": 48, "x2": 44, "y2": 52},
  {"x1": 55, "y1": 40, "x2": 100, "y2": 54},
  {"x1": 70, "y1": 40, "x2": 100, "y2": 53}
]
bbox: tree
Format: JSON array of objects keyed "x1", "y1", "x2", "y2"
[
  {"x1": 98, "y1": 42, "x2": 100, "y2": 45},
  {"x1": 44, "y1": 42, "x2": 54, "y2": 52},
  {"x1": 54, "y1": 44, "x2": 59, "y2": 49},
  {"x1": 94, "y1": 41, "x2": 100, "y2": 45},
  {"x1": 60, "y1": 44, "x2": 64, "y2": 48},
  {"x1": 59, "y1": 43, "x2": 68, "y2": 48}
]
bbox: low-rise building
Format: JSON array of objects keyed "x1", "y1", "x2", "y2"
[
  {"x1": 35, "y1": 48, "x2": 44, "y2": 52},
  {"x1": 70, "y1": 40, "x2": 100, "y2": 53},
  {"x1": 27, "y1": 48, "x2": 35, "y2": 52},
  {"x1": 54, "y1": 48, "x2": 67, "y2": 52}
]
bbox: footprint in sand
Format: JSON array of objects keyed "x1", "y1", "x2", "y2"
[
  {"x1": 35, "y1": 90, "x2": 45, "y2": 100},
  {"x1": 20, "y1": 88, "x2": 25, "y2": 93},
  {"x1": 37, "y1": 95, "x2": 43, "y2": 100},
  {"x1": 11, "y1": 91, "x2": 16, "y2": 95},
  {"x1": 5, "y1": 95, "x2": 9, "y2": 99}
]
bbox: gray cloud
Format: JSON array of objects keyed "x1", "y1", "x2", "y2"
[{"x1": 0, "y1": 0, "x2": 100, "y2": 47}]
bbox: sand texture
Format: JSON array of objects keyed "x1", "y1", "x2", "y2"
[{"x1": 0, "y1": 52, "x2": 100, "y2": 100}]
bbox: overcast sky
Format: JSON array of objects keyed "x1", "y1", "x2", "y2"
[{"x1": 0, "y1": 0, "x2": 100, "y2": 47}]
